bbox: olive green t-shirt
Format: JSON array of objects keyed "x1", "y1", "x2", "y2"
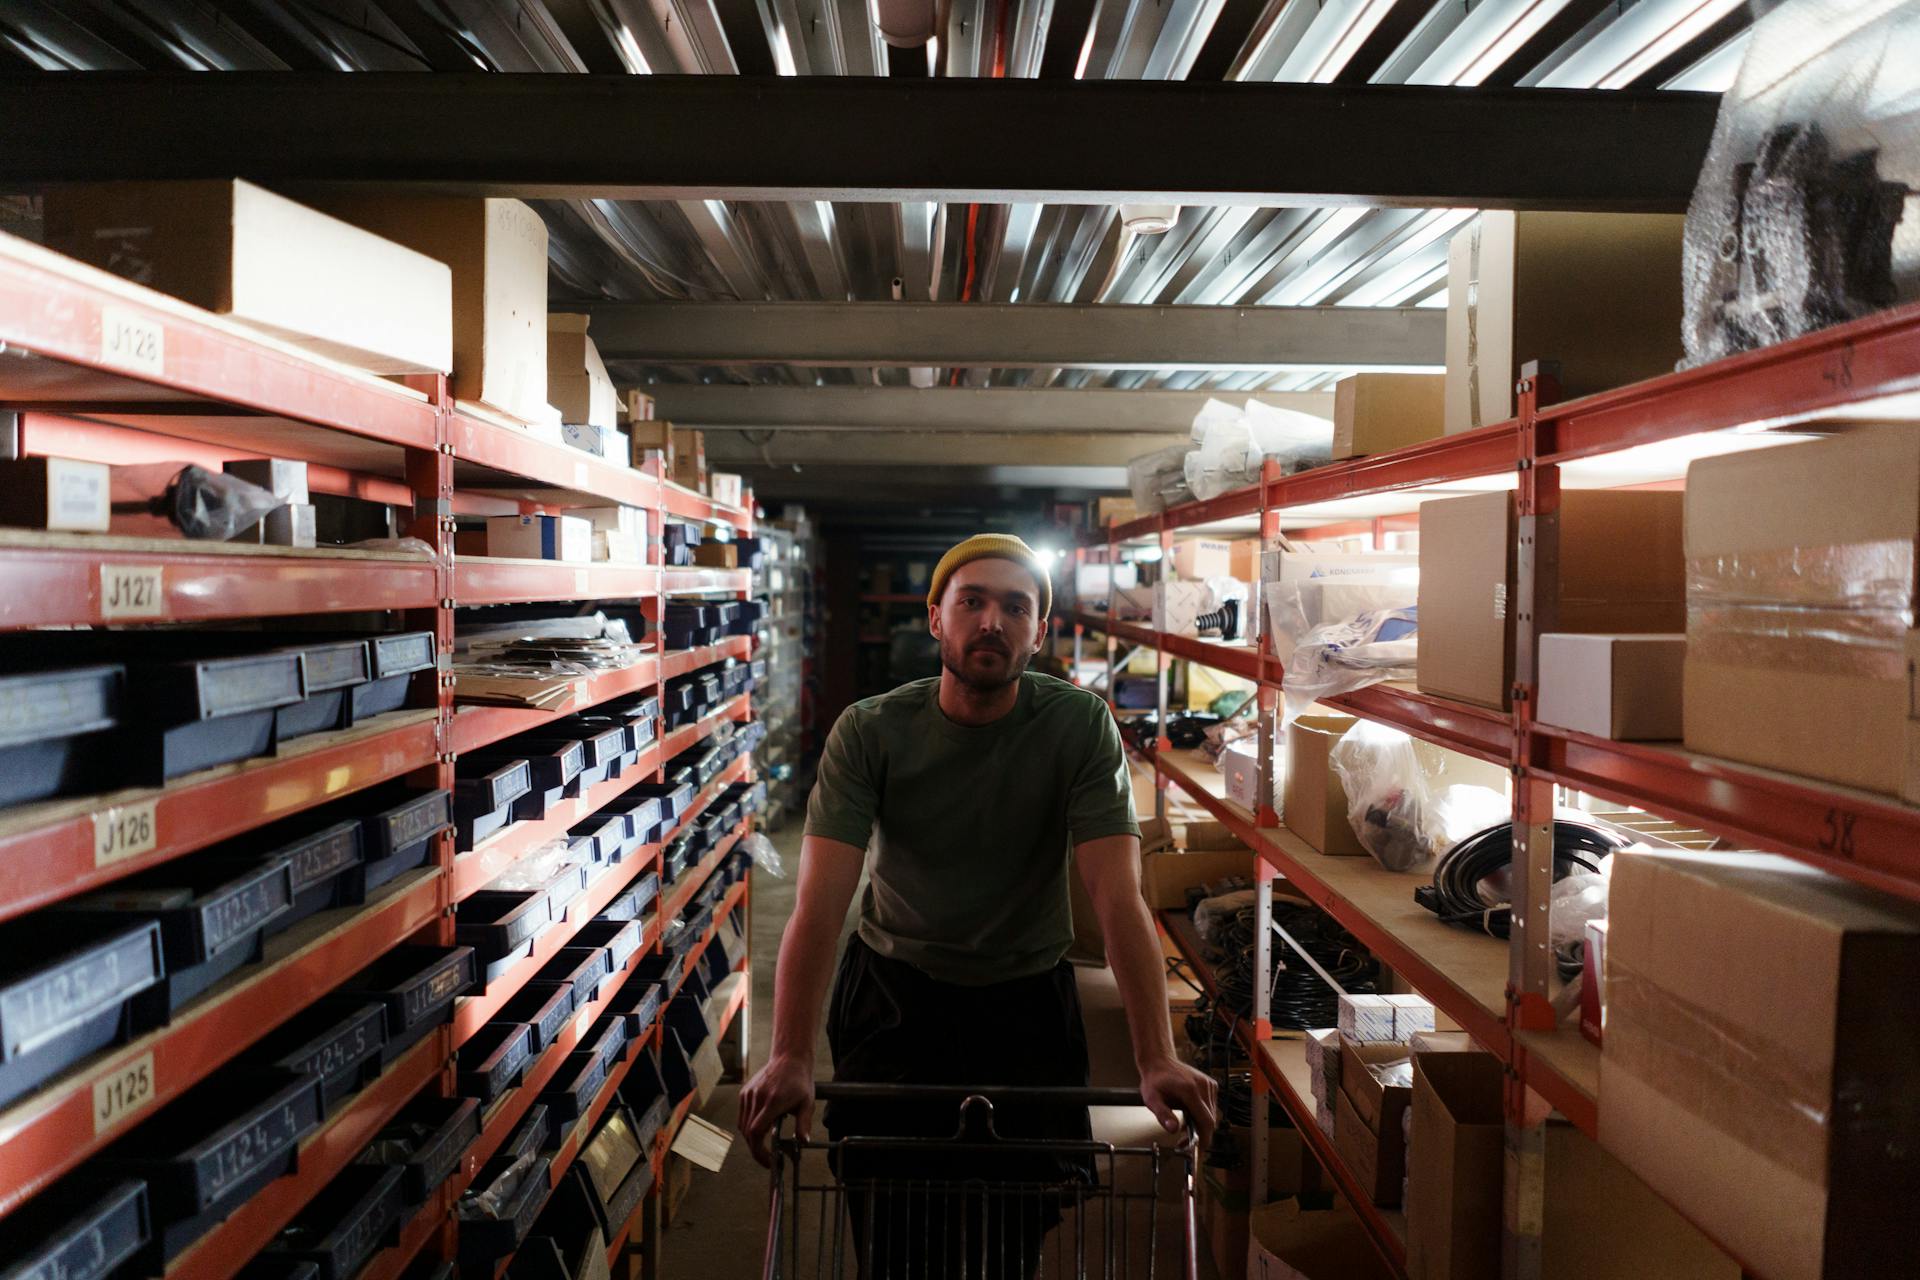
[{"x1": 804, "y1": 672, "x2": 1140, "y2": 986}]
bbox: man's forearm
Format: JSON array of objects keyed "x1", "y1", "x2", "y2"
[{"x1": 1102, "y1": 891, "x2": 1180, "y2": 1068}]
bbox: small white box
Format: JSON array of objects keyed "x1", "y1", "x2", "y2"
[
  {"x1": 593, "y1": 530, "x2": 642, "y2": 563},
  {"x1": 1384, "y1": 994, "x2": 1436, "y2": 1036},
  {"x1": 487, "y1": 514, "x2": 590, "y2": 563},
  {"x1": 1337, "y1": 994, "x2": 1398, "y2": 1043},
  {"x1": 223, "y1": 458, "x2": 310, "y2": 505},
  {"x1": 710, "y1": 472, "x2": 744, "y2": 507},
  {"x1": 1221, "y1": 739, "x2": 1261, "y2": 809},
  {"x1": 1536, "y1": 632, "x2": 1686, "y2": 741},
  {"x1": 1153, "y1": 580, "x2": 1213, "y2": 634}
]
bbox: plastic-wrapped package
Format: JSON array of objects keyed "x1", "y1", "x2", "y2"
[
  {"x1": 1183, "y1": 398, "x2": 1335, "y2": 500},
  {"x1": 1681, "y1": 0, "x2": 1919, "y2": 366},
  {"x1": 1264, "y1": 577, "x2": 1418, "y2": 665},
  {"x1": 1193, "y1": 888, "x2": 1257, "y2": 942},
  {"x1": 1279, "y1": 606, "x2": 1419, "y2": 723},
  {"x1": 1126, "y1": 443, "x2": 1194, "y2": 513},
  {"x1": 740, "y1": 831, "x2": 784, "y2": 878},
  {"x1": 1326, "y1": 722, "x2": 1507, "y2": 872},
  {"x1": 111, "y1": 463, "x2": 281, "y2": 540}
]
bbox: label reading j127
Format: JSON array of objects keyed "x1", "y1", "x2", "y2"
[
  {"x1": 99, "y1": 305, "x2": 165, "y2": 377},
  {"x1": 93, "y1": 1051, "x2": 155, "y2": 1135},
  {"x1": 94, "y1": 800, "x2": 158, "y2": 868},
  {"x1": 99, "y1": 565, "x2": 164, "y2": 620}
]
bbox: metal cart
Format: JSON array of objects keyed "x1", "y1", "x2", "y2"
[{"x1": 764, "y1": 1084, "x2": 1199, "y2": 1280}]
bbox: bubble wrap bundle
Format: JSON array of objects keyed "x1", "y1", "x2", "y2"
[{"x1": 1681, "y1": 0, "x2": 1919, "y2": 366}]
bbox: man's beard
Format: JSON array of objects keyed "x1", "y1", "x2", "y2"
[{"x1": 939, "y1": 633, "x2": 1031, "y2": 691}]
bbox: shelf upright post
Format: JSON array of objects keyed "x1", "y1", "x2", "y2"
[
  {"x1": 1154, "y1": 515, "x2": 1173, "y2": 822},
  {"x1": 401, "y1": 371, "x2": 462, "y2": 1270},
  {"x1": 1250, "y1": 859, "x2": 1276, "y2": 1206},
  {"x1": 1506, "y1": 360, "x2": 1563, "y2": 1280},
  {"x1": 1254, "y1": 458, "x2": 1283, "y2": 828}
]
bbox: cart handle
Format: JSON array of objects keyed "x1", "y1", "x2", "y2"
[{"x1": 812, "y1": 1083, "x2": 1169, "y2": 1107}]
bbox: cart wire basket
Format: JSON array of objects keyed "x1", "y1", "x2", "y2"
[{"x1": 764, "y1": 1083, "x2": 1199, "y2": 1280}]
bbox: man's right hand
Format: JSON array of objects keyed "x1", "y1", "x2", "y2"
[{"x1": 738, "y1": 1053, "x2": 816, "y2": 1166}]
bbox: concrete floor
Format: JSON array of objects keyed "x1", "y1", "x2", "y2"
[{"x1": 658, "y1": 822, "x2": 1221, "y2": 1279}]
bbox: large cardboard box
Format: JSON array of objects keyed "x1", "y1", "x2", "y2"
[
  {"x1": 1536, "y1": 633, "x2": 1685, "y2": 741},
  {"x1": 1405, "y1": 1052, "x2": 1502, "y2": 1280},
  {"x1": 1415, "y1": 490, "x2": 1685, "y2": 710},
  {"x1": 42, "y1": 179, "x2": 452, "y2": 375},
  {"x1": 1598, "y1": 849, "x2": 1920, "y2": 1280},
  {"x1": 1684, "y1": 429, "x2": 1920, "y2": 800},
  {"x1": 628, "y1": 421, "x2": 674, "y2": 473},
  {"x1": 1338, "y1": 1035, "x2": 1413, "y2": 1135},
  {"x1": 1283, "y1": 714, "x2": 1367, "y2": 857},
  {"x1": 547, "y1": 314, "x2": 619, "y2": 429},
  {"x1": 1443, "y1": 212, "x2": 1686, "y2": 435},
  {"x1": 1333, "y1": 373, "x2": 1445, "y2": 459},
  {"x1": 1095, "y1": 495, "x2": 1139, "y2": 526},
  {"x1": 303, "y1": 195, "x2": 548, "y2": 422},
  {"x1": 1545, "y1": 1122, "x2": 1739, "y2": 1279},
  {"x1": 671, "y1": 428, "x2": 706, "y2": 493},
  {"x1": 1171, "y1": 538, "x2": 1232, "y2": 581},
  {"x1": 1332, "y1": 1086, "x2": 1402, "y2": 1207},
  {"x1": 1199, "y1": 1165, "x2": 1250, "y2": 1280},
  {"x1": 1248, "y1": 1199, "x2": 1396, "y2": 1280}
]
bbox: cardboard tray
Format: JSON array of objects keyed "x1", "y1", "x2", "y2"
[
  {"x1": 572, "y1": 920, "x2": 643, "y2": 974},
  {"x1": 0, "y1": 916, "x2": 164, "y2": 1085},
  {"x1": 338, "y1": 945, "x2": 475, "y2": 1062},
  {"x1": 472, "y1": 741, "x2": 583, "y2": 793},
  {"x1": 457, "y1": 759, "x2": 534, "y2": 816},
  {"x1": 598, "y1": 874, "x2": 659, "y2": 925},
  {"x1": 499, "y1": 981, "x2": 575, "y2": 1055},
  {"x1": 539, "y1": 1024, "x2": 625, "y2": 1126},
  {"x1": 211, "y1": 817, "x2": 365, "y2": 934},
  {"x1": 535, "y1": 949, "x2": 610, "y2": 1015},
  {"x1": 459, "y1": 1021, "x2": 535, "y2": 1104},
  {"x1": 457, "y1": 889, "x2": 553, "y2": 963},
  {"x1": 268, "y1": 1163, "x2": 407, "y2": 1280}
]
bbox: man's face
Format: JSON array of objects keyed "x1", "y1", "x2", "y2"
[{"x1": 929, "y1": 557, "x2": 1047, "y2": 691}]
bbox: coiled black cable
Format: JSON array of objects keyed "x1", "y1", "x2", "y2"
[{"x1": 1418, "y1": 819, "x2": 1625, "y2": 977}]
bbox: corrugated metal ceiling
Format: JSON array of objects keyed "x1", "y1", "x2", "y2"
[{"x1": 0, "y1": 0, "x2": 1748, "y2": 395}]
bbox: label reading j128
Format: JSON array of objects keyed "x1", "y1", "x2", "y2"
[
  {"x1": 99, "y1": 305, "x2": 165, "y2": 377},
  {"x1": 93, "y1": 1051, "x2": 155, "y2": 1135},
  {"x1": 94, "y1": 800, "x2": 158, "y2": 868},
  {"x1": 99, "y1": 565, "x2": 164, "y2": 619}
]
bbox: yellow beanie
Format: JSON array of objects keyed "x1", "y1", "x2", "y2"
[{"x1": 926, "y1": 534, "x2": 1052, "y2": 617}]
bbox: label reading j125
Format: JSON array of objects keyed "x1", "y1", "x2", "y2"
[{"x1": 93, "y1": 1052, "x2": 155, "y2": 1135}]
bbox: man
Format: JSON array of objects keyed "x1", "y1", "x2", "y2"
[{"x1": 739, "y1": 533, "x2": 1217, "y2": 1276}]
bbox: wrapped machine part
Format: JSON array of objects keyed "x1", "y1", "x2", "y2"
[
  {"x1": 111, "y1": 464, "x2": 282, "y2": 540},
  {"x1": 1681, "y1": 0, "x2": 1918, "y2": 366},
  {"x1": 1182, "y1": 398, "x2": 1333, "y2": 501},
  {"x1": 1126, "y1": 444, "x2": 1193, "y2": 515}
]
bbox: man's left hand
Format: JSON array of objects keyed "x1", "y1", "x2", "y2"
[{"x1": 1138, "y1": 1055, "x2": 1218, "y2": 1148}]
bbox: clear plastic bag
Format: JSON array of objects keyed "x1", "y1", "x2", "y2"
[
  {"x1": 1280, "y1": 606, "x2": 1419, "y2": 724},
  {"x1": 111, "y1": 463, "x2": 281, "y2": 540},
  {"x1": 1184, "y1": 399, "x2": 1335, "y2": 501},
  {"x1": 483, "y1": 840, "x2": 581, "y2": 891},
  {"x1": 1127, "y1": 443, "x2": 1195, "y2": 513},
  {"x1": 1194, "y1": 888, "x2": 1257, "y2": 942},
  {"x1": 1681, "y1": 0, "x2": 1920, "y2": 366},
  {"x1": 741, "y1": 831, "x2": 785, "y2": 878},
  {"x1": 1326, "y1": 723, "x2": 1506, "y2": 872}
]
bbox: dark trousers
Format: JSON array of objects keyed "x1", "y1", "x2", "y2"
[{"x1": 825, "y1": 937, "x2": 1093, "y2": 1280}]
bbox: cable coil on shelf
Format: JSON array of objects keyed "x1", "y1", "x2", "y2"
[{"x1": 1416, "y1": 819, "x2": 1627, "y2": 976}]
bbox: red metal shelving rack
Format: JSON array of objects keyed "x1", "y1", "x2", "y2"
[
  {"x1": 0, "y1": 233, "x2": 766, "y2": 1276},
  {"x1": 1073, "y1": 299, "x2": 1920, "y2": 1278}
]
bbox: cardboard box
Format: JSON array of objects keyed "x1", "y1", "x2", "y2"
[
  {"x1": 1228, "y1": 539, "x2": 1261, "y2": 584},
  {"x1": 1283, "y1": 714, "x2": 1367, "y2": 857},
  {"x1": 628, "y1": 421, "x2": 674, "y2": 472},
  {"x1": 1249, "y1": 1199, "x2": 1396, "y2": 1280},
  {"x1": 42, "y1": 179, "x2": 452, "y2": 375},
  {"x1": 670, "y1": 429, "x2": 706, "y2": 491},
  {"x1": 1338, "y1": 1035, "x2": 1413, "y2": 1135},
  {"x1": 1599, "y1": 849, "x2": 1920, "y2": 1280},
  {"x1": 1140, "y1": 848, "x2": 1254, "y2": 911},
  {"x1": 304, "y1": 196, "x2": 548, "y2": 422},
  {"x1": 1184, "y1": 821, "x2": 1245, "y2": 852},
  {"x1": 1537, "y1": 633, "x2": 1684, "y2": 741},
  {"x1": 487, "y1": 514, "x2": 590, "y2": 563},
  {"x1": 0, "y1": 457, "x2": 110, "y2": 532},
  {"x1": 1260, "y1": 546, "x2": 1418, "y2": 663},
  {"x1": 1685, "y1": 428, "x2": 1920, "y2": 800},
  {"x1": 1405, "y1": 1052, "x2": 1503, "y2": 1280},
  {"x1": 547, "y1": 314, "x2": 619, "y2": 429},
  {"x1": 626, "y1": 390, "x2": 656, "y2": 422},
  {"x1": 1333, "y1": 1086, "x2": 1402, "y2": 1207},
  {"x1": 1333, "y1": 373, "x2": 1445, "y2": 459},
  {"x1": 1545, "y1": 1122, "x2": 1740, "y2": 1280},
  {"x1": 1443, "y1": 212, "x2": 1686, "y2": 435},
  {"x1": 1154, "y1": 580, "x2": 1213, "y2": 635},
  {"x1": 1095, "y1": 495, "x2": 1139, "y2": 526},
  {"x1": 1415, "y1": 490, "x2": 1685, "y2": 710},
  {"x1": 692, "y1": 542, "x2": 737, "y2": 569},
  {"x1": 1199, "y1": 1166, "x2": 1250, "y2": 1280},
  {"x1": 709, "y1": 473, "x2": 743, "y2": 508},
  {"x1": 1171, "y1": 538, "x2": 1232, "y2": 581}
]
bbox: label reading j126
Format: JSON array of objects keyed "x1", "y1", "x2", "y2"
[
  {"x1": 94, "y1": 800, "x2": 158, "y2": 868},
  {"x1": 99, "y1": 305, "x2": 165, "y2": 377},
  {"x1": 93, "y1": 1051, "x2": 155, "y2": 1135},
  {"x1": 99, "y1": 565, "x2": 164, "y2": 619}
]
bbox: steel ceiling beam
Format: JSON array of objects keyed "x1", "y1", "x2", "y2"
[
  {"x1": 705, "y1": 428, "x2": 1186, "y2": 466},
  {"x1": 0, "y1": 73, "x2": 1719, "y2": 209},
  {"x1": 653, "y1": 385, "x2": 1333, "y2": 432},
  {"x1": 590, "y1": 301, "x2": 1441, "y2": 369}
]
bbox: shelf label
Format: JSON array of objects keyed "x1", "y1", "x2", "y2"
[
  {"x1": 99, "y1": 305, "x2": 165, "y2": 377},
  {"x1": 99, "y1": 564, "x2": 164, "y2": 620},
  {"x1": 92, "y1": 1051, "x2": 155, "y2": 1135},
  {"x1": 93, "y1": 799, "x2": 158, "y2": 868},
  {"x1": 573, "y1": 679, "x2": 591, "y2": 708},
  {"x1": 574, "y1": 569, "x2": 590, "y2": 596}
]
